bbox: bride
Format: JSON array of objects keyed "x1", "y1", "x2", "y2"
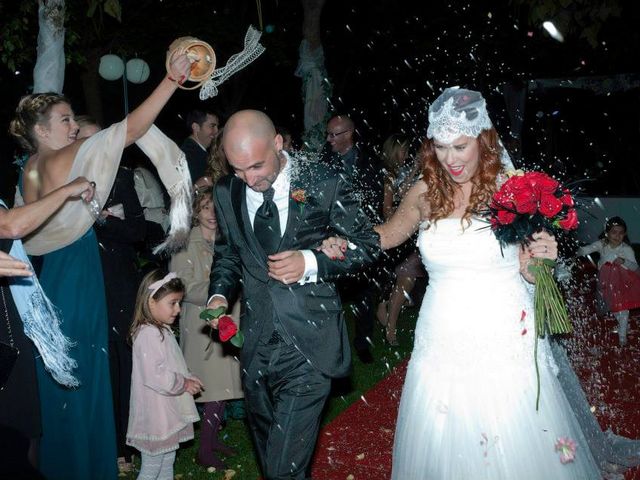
[
  {"x1": 386, "y1": 87, "x2": 601, "y2": 479},
  {"x1": 326, "y1": 87, "x2": 602, "y2": 479}
]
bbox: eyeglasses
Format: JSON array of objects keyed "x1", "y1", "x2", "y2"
[{"x1": 326, "y1": 129, "x2": 351, "y2": 139}]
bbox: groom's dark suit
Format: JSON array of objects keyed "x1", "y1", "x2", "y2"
[{"x1": 208, "y1": 158, "x2": 380, "y2": 479}]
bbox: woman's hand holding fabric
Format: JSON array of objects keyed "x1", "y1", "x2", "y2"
[{"x1": 0, "y1": 251, "x2": 32, "y2": 278}]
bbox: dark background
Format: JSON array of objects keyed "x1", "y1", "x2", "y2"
[{"x1": 1, "y1": 0, "x2": 639, "y2": 200}]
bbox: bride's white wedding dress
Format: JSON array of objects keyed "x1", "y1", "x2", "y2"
[{"x1": 391, "y1": 219, "x2": 601, "y2": 480}]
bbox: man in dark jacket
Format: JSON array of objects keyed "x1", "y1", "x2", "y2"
[
  {"x1": 180, "y1": 109, "x2": 219, "y2": 183},
  {"x1": 207, "y1": 110, "x2": 381, "y2": 479},
  {"x1": 320, "y1": 114, "x2": 384, "y2": 364}
]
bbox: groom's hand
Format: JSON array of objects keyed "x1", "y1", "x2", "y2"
[
  {"x1": 205, "y1": 297, "x2": 228, "y2": 328},
  {"x1": 268, "y1": 250, "x2": 305, "y2": 284}
]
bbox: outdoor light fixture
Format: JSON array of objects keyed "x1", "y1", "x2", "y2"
[{"x1": 98, "y1": 54, "x2": 150, "y2": 113}]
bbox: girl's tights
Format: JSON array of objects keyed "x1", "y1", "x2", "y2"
[
  {"x1": 614, "y1": 310, "x2": 629, "y2": 347},
  {"x1": 137, "y1": 450, "x2": 176, "y2": 480}
]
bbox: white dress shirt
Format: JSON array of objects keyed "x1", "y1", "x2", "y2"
[
  {"x1": 245, "y1": 155, "x2": 318, "y2": 284},
  {"x1": 208, "y1": 154, "x2": 318, "y2": 305}
]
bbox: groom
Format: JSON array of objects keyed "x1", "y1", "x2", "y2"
[{"x1": 207, "y1": 110, "x2": 380, "y2": 479}]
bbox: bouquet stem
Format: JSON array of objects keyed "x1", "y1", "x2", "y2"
[{"x1": 531, "y1": 258, "x2": 572, "y2": 410}]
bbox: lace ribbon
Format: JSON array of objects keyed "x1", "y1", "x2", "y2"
[{"x1": 199, "y1": 26, "x2": 266, "y2": 100}]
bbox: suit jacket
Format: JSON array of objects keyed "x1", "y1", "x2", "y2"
[
  {"x1": 321, "y1": 144, "x2": 384, "y2": 225},
  {"x1": 208, "y1": 159, "x2": 381, "y2": 378},
  {"x1": 180, "y1": 137, "x2": 208, "y2": 183}
]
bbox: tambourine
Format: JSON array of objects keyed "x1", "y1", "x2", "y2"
[{"x1": 166, "y1": 37, "x2": 216, "y2": 90}]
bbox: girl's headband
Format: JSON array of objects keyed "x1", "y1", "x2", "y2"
[{"x1": 148, "y1": 272, "x2": 178, "y2": 297}]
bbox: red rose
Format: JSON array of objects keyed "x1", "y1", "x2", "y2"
[
  {"x1": 497, "y1": 209, "x2": 517, "y2": 225},
  {"x1": 528, "y1": 172, "x2": 559, "y2": 193},
  {"x1": 218, "y1": 315, "x2": 238, "y2": 342},
  {"x1": 560, "y1": 188, "x2": 574, "y2": 207},
  {"x1": 511, "y1": 186, "x2": 538, "y2": 214},
  {"x1": 558, "y1": 209, "x2": 578, "y2": 230},
  {"x1": 538, "y1": 193, "x2": 563, "y2": 218}
]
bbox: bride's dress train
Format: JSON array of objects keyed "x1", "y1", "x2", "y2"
[{"x1": 391, "y1": 219, "x2": 601, "y2": 479}]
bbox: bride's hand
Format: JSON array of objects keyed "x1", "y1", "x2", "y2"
[
  {"x1": 317, "y1": 236, "x2": 347, "y2": 260},
  {"x1": 519, "y1": 231, "x2": 558, "y2": 283}
]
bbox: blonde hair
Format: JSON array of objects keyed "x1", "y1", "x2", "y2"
[
  {"x1": 9, "y1": 93, "x2": 71, "y2": 153},
  {"x1": 129, "y1": 269, "x2": 185, "y2": 343}
]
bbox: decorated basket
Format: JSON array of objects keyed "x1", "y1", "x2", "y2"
[{"x1": 166, "y1": 37, "x2": 216, "y2": 90}]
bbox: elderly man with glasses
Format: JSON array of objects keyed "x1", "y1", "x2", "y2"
[{"x1": 321, "y1": 114, "x2": 384, "y2": 364}]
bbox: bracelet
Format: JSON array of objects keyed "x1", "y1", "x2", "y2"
[{"x1": 167, "y1": 74, "x2": 186, "y2": 85}]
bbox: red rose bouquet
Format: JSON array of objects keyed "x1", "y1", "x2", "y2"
[
  {"x1": 200, "y1": 307, "x2": 244, "y2": 347},
  {"x1": 489, "y1": 170, "x2": 578, "y2": 408}
]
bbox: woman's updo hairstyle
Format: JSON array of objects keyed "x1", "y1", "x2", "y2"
[{"x1": 9, "y1": 92, "x2": 70, "y2": 153}]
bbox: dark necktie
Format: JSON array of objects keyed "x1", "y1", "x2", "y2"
[{"x1": 253, "y1": 187, "x2": 281, "y2": 255}]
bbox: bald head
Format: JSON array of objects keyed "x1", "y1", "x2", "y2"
[
  {"x1": 222, "y1": 110, "x2": 284, "y2": 192},
  {"x1": 223, "y1": 110, "x2": 277, "y2": 157}
]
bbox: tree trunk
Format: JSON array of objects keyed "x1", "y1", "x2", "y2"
[
  {"x1": 298, "y1": 0, "x2": 331, "y2": 153},
  {"x1": 302, "y1": 0, "x2": 325, "y2": 49}
]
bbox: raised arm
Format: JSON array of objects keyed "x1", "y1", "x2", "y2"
[
  {"x1": 375, "y1": 180, "x2": 426, "y2": 251},
  {"x1": 124, "y1": 53, "x2": 191, "y2": 146}
]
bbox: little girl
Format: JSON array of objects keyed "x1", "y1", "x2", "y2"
[
  {"x1": 578, "y1": 216, "x2": 640, "y2": 347},
  {"x1": 126, "y1": 269, "x2": 204, "y2": 480}
]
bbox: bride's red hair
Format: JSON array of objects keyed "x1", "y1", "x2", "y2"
[{"x1": 420, "y1": 128, "x2": 503, "y2": 223}]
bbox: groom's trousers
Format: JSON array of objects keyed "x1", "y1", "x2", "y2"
[{"x1": 243, "y1": 338, "x2": 331, "y2": 480}]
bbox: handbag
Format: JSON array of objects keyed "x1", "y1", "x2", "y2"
[{"x1": 0, "y1": 285, "x2": 19, "y2": 389}]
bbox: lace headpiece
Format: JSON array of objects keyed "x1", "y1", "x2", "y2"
[
  {"x1": 427, "y1": 86, "x2": 515, "y2": 170},
  {"x1": 427, "y1": 87, "x2": 493, "y2": 144}
]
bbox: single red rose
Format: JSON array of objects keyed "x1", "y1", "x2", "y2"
[
  {"x1": 492, "y1": 190, "x2": 514, "y2": 209},
  {"x1": 512, "y1": 188, "x2": 538, "y2": 214},
  {"x1": 497, "y1": 209, "x2": 517, "y2": 225},
  {"x1": 538, "y1": 193, "x2": 563, "y2": 218},
  {"x1": 560, "y1": 189, "x2": 575, "y2": 207},
  {"x1": 218, "y1": 315, "x2": 238, "y2": 342},
  {"x1": 527, "y1": 172, "x2": 559, "y2": 193},
  {"x1": 558, "y1": 208, "x2": 578, "y2": 230}
]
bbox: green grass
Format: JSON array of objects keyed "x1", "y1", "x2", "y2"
[{"x1": 121, "y1": 304, "x2": 418, "y2": 479}]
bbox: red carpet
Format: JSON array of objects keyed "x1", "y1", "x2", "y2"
[
  {"x1": 311, "y1": 261, "x2": 640, "y2": 479},
  {"x1": 311, "y1": 359, "x2": 408, "y2": 479}
]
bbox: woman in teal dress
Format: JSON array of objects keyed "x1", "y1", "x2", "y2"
[{"x1": 9, "y1": 53, "x2": 192, "y2": 480}]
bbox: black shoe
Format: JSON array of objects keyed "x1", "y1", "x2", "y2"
[{"x1": 356, "y1": 348, "x2": 374, "y2": 364}]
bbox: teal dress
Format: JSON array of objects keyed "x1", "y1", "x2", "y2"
[{"x1": 36, "y1": 228, "x2": 118, "y2": 480}]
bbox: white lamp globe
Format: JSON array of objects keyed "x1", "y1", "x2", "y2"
[
  {"x1": 126, "y1": 58, "x2": 150, "y2": 84},
  {"x1": 99, "y1": 54, "x2": 125, "y2": 81}
]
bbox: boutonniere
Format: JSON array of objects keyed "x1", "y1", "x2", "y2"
[{"x1": 291, "y1": 188, "x2": 307, "y2": 214}]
